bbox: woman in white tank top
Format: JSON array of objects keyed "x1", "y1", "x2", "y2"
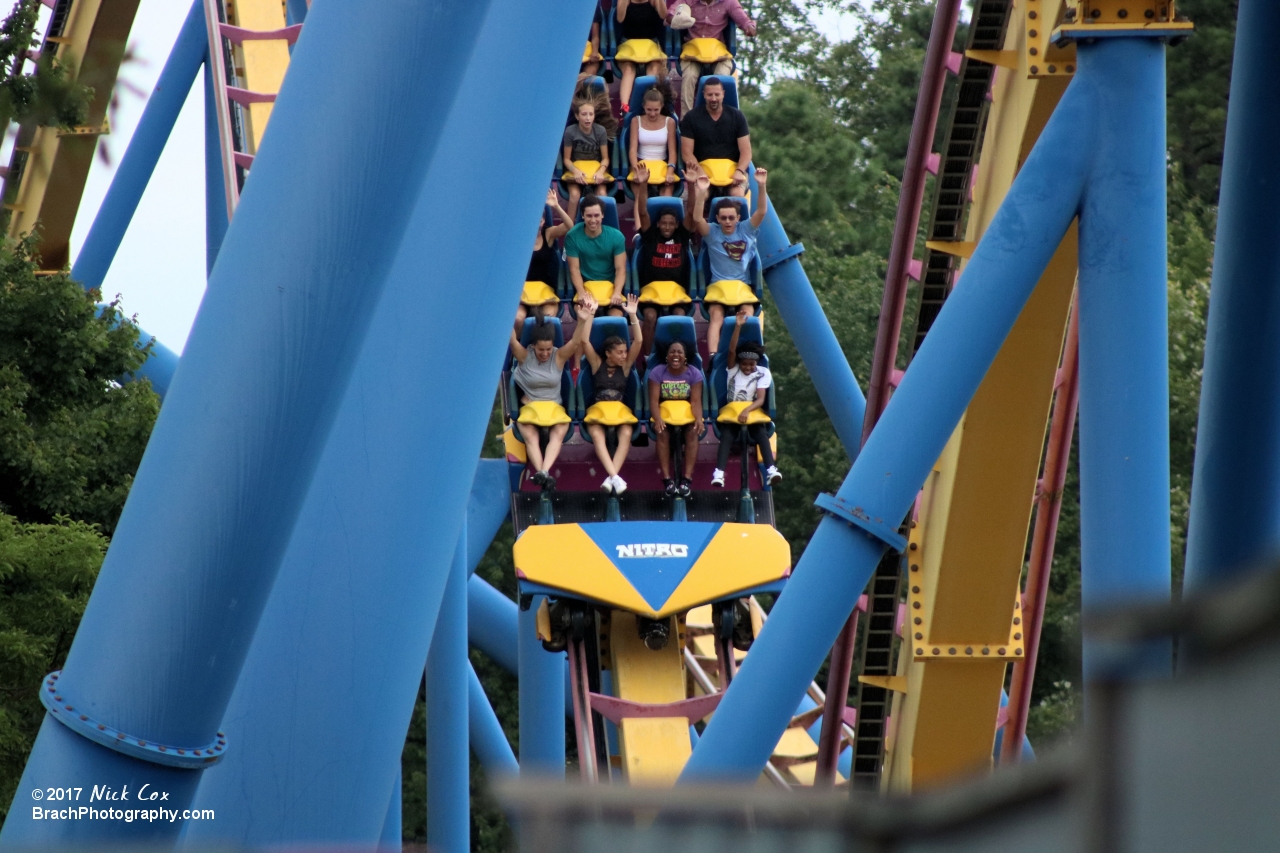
[{"x1": 628, "y1": 87, "x2": 678, "y2": 196}]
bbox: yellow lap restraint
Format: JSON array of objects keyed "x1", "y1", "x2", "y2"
[
  {"x1": 584, "y1": 401, "x2": 639, "y2": 425},
  {"x1": 699, "y1": 159, "x2": 739, "y2": 187},
  {"x1": 717, "y1": 400, "x2": 771, "y2": 424},
  {"x1": 681, "y1": 37, "x2": 732, "y2": 64},
  {"x1": 583, "y1": 280, "x2": 618, "y2": 304},
  {"x1": 615, "y1": 38, "x2": 666, "y2": 65},
  {"x1": 658, "y1": 400, "x2": 695, "y2": 426},
  {"x1": 582, "y1": 40, "x2": 597, "y2": 62},
  {"x1": 518, "y1": 401, "x2": 571, "y2": 427},
  {"x1": 639, "y1": 280, "x2": 692, "y2": 306},
  {"x1": 564, "y1": 159, "x2": 612, "y2": 182},
  {"x1": 521, "y1": 281, "x2": 558, "y2": 306},
  {"x1": 704, "y1": 279, "x2": 759, "y2": 306},
  {"x1": 627, "y1": 160, "x2": 672, "y2": 184}
]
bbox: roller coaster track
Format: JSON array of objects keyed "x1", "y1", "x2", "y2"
[
  {"x1": 1, "y1": 0, "x2": 300, "y2": 268},
  {"x1": 869, "y1": 0, "x2": 1083, "y2": 792},
  {"x1": 2, "y1": 0, "x2": 144, "y2": 270}
]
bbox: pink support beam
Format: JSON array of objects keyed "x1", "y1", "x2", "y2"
[
  {"x1": 1000, "y1": 295, "x2": 1080, "y2": 764},
  {"x1": 218, "y1": 22, "x2": 303, "y2": 44},
  {"x1": 588, "y1": 692, "x2": 723, "y2": 725},
  {"x1": 225, "y1": 86, "x2": 278, "y2": 105},
  {"x1": 814, "y1": 0, "x2": 964, "y2": 788}
]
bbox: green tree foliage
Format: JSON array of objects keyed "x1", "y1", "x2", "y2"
[
  {"x1": 0, "y1": 235, "x2": 160, "y2": 533},
  {"x1": 0, "y1": 235, "x2": 158, "y2": 821},
  {"x1": 0, "y1": 0, "x2": 93, "y2": 131},
  {"x1": 1166, "y1": 0, "x2": 1237, "y2": 203},
  {"x1": 0, "y1": 515, "x2": 106, "y2": 821}
]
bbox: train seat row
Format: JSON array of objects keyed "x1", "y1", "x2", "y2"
[
  {"x1": 522, "y1": 194, "x2": 762, "y2": 319},
  {"x1": 560, "y1": 74, "x2": 742, "y2": 201},
  {"x1": 506, "y1": 315, "x2": 775, "y2": 441},
  {"x1": 586, "y1": 4, "x2": 740, "y2": 79}
]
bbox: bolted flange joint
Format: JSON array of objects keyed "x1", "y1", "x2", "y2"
[
  {"x1": 39, "y1": 671, "x2": 227, "y2": 769},
  {"x1": 814, "y1": 492, "x2": 908, "y2": 552},
  {"x1": 761, "y1": 241, "x2": 804, "y2": 273}
]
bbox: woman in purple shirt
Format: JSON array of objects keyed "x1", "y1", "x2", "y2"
[{"x1": 648, "y1": 340, "x2": 704, "y2": 496}]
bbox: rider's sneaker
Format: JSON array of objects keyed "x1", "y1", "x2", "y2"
[
  {"x1": 610, "y1": 474, "x2": 628, "y2": 495},
  {"x1": 710, "y1": 469, "x2": 726, "y2": 488},
  {"x1": 663, "y1": 478, "x2": 678, "y2": 497},
  {"x1": 765, "y1": 465, "x2": 782, "y2": 485},
  {"x1": 677, "y1": 477, "x2": 692, "y2": 498},
  {"x1": 601, "y1": 475, "x2": 615, "y2": 493}
]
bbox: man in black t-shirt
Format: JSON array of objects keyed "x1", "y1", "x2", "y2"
[
  {"x1": 679, "y1": 77, "x2": 751, "y2": 197},
  {"x1": 634, "y1": 164, "x2": 695, "y2": 353}
]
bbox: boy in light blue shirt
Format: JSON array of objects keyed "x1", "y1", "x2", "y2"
[{"x1": 692, "y1": 168, "x2": 769, "y2": 353}]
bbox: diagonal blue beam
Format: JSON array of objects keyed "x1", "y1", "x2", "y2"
[
  {"x1": 469, "y1": 663, "x2": 518, "y2": 777},
  {"x1": 758, "y1": 206, "x2": 866, "y2": 462},
  {"x1": 0, "y1": 0, "x2": 524, "y2": 841},
  {"x1": 177, "y1": 0, "x2": 595, "y2": 841},
  {"x1": 72, "y1": 0, "x2": 205, "y2": 291},
  {"x1": 70, "y1": 0, "x2": 205, "y2": 398}
]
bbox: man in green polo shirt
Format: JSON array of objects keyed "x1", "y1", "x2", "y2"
[{"x1": 565, "y1": 195, "x2": 628, "y2": 316}]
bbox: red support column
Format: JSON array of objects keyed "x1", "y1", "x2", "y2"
[{"x1": 1001, "y1": 296, "x2": 1079, "y2": 763}]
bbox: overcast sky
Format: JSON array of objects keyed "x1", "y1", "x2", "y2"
[
  {"x1": 64, "y1": 1, "x2": 882, "y2": 354},
  {"x1": 67, "y1": 0, "x2": 205, "y2": 352}
]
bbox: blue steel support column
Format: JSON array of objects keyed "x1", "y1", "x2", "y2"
[
  {"x1": 520, "y1": 597, "x2": 566, "y2": 774},
  {"x1": 1076, "y1": 37, "x2": 1171, "y2": 679},
  {"x1": 758, "y1": 207, "x2": 866, "y2": 462},
  {"x1": 73, "y1": 0, "x2": 205, "y2": 290},
  {"x1": 469, "y1": 575, "x2": 519, "y2": 672},
  {"x1": 285, "y1": 0, "x2": 308, "y2": 26},
  {"x1": 379, "y1": 770, "x2": 402, "y2": 850},
  {"x1": 466, "y1": 459, "x2": 513, "y2": 575},
  {"x1": 203, "y1": 55, "x2": 229, "y2": 274},
  {"x1": 1185, "y1": 0, "x2": 1280, "y2": 590},
  {"x1": 679, "y1": 69, "x2": 1095, "y2": 781},
  {"x1": 469, "y1": 663, "x2": 519, "y2": 776},
  {"x1": 427, "y1": 529, "x2": 469, "y2": 853},
  {"x1": 469, "y1": 576, "x2": 573, "y2": 710},
  {"x1": 179, "y1": 0, "x2": 595, "y2": 842},
  {"x1": 1, "y1": 0, "x2": 516, "y2": 843}
]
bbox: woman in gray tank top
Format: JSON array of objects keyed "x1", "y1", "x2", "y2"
[{"x1": 510, "y1": 296, "x2": 598, "y2": 488}]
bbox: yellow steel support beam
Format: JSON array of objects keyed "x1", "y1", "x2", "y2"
[
  {"x1": 610, "y1": 611, "x2": 691, "y2": 786},
  {"x1": 5, "y1": 0, "x2": 143, "y2": 268},
  {"x1": 882, "y1": 4, "x2": 1079, "y2": 794},
  {"x1": 1023, "y1": 0, "x2": 1077, "y2": 78},
  {"x1": 228, "y1": 0, "x2": 291, "y2": 152}
]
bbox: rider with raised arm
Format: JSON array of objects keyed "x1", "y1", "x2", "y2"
[
  {"x1": 516, "y1": 188, "x2": 573, "y2": 331},
  {"x1": 510, "y1": 295, "x2": 598, "y2": 489},
  {"x1": 692, "y1": 167, "x2": 768, "y2": 355},
  {"x1": 582, "y1": 294, "x2": 645, "y2": 494}
]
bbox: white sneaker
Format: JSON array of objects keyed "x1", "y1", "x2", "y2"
[
  {"x1": 766, "y1": 465, "x2": 782, "y2": 484},
  {"x1": 711, "y1": 469, "x2": 725, "y2": 488},
  {"x1": 610, "y1": 474, "x2": 628, "y2": 494},
  {"x1": 601, "y1": 475, "x2": 615, "y2": 492}
]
